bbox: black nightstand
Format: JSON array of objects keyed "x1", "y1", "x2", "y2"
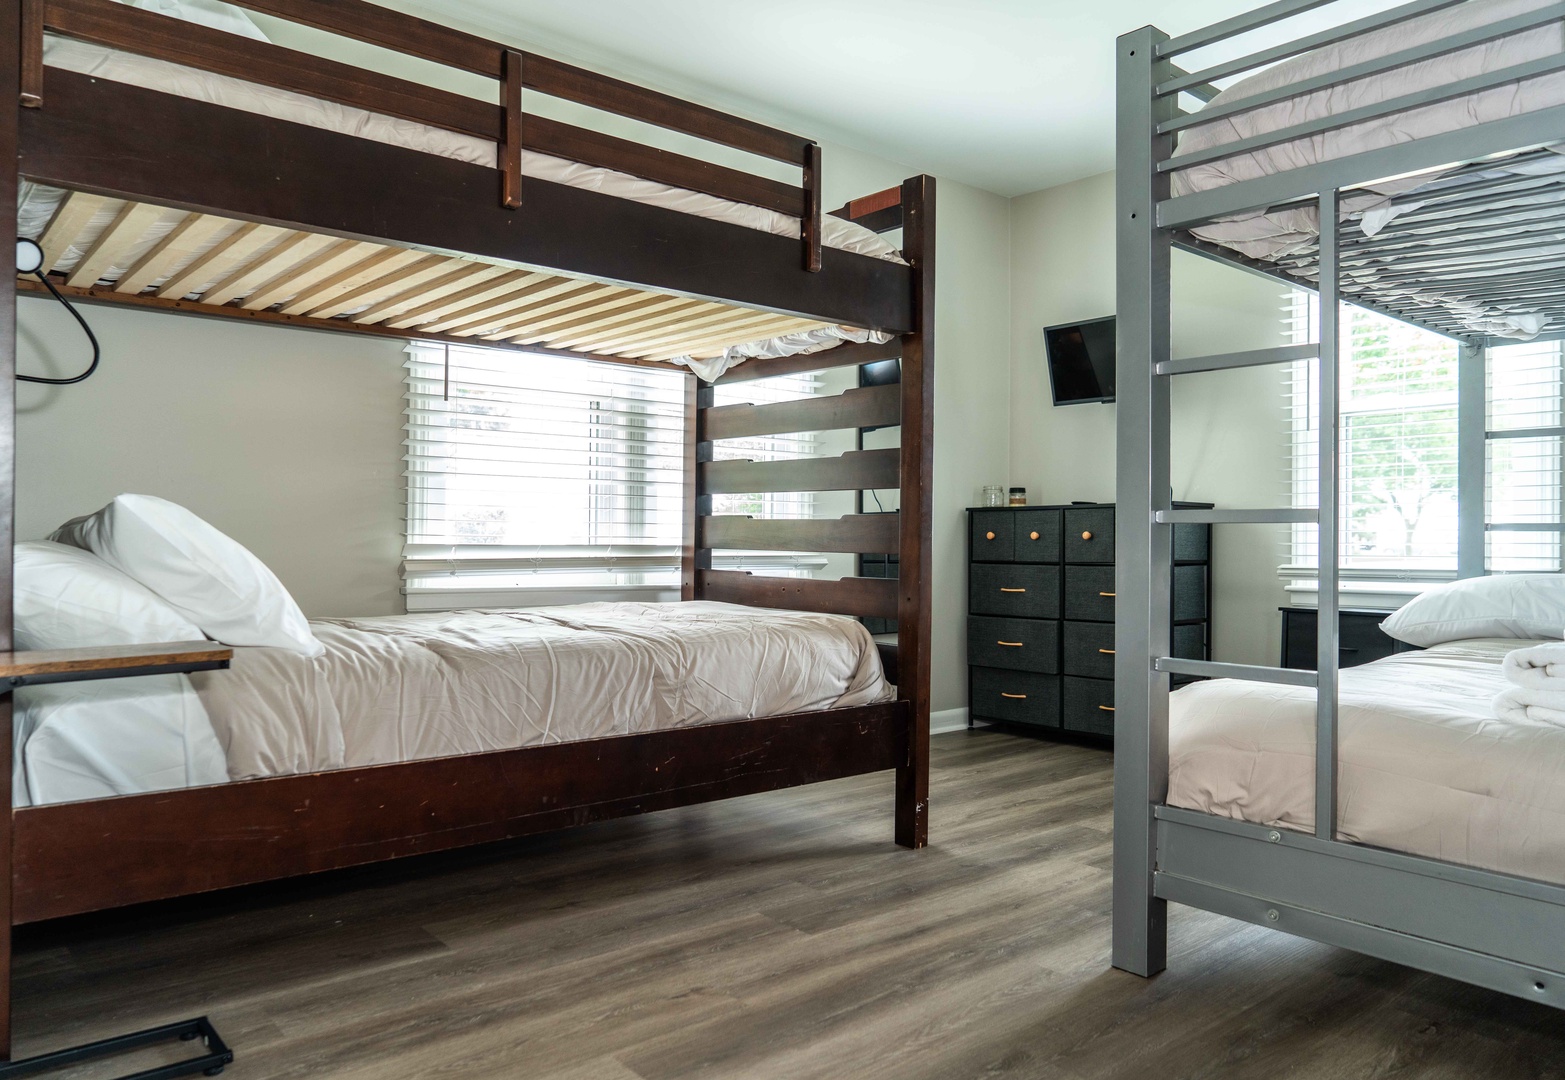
[{"x1": 1279, "y1": 606, "x2": 1420, "y2": 671}]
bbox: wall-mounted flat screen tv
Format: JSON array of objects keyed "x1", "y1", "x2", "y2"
[{"x1": 1044, "y1": 316, "x2": 1115, "y2": 405}]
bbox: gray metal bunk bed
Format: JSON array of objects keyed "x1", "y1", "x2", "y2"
[{"x1": 1115, "y1": 0, "x2": 1565, "y2": 1008}]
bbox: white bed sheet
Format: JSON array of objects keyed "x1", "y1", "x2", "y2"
[
  {"x1": 1168, "y1": 637, "x2": 1565, "y2": 885},
  {"x1": 188, "y1": 600, "x2": 894, "y2": 783},
  {"x1": 1171, "y1": 0, "x2": 1565, "y2": 338}
]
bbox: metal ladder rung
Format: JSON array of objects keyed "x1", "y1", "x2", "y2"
[
  {"x1": 1155, "y1": 508, "x2": 1317, "y2": 525},
  {"x1": 1156, "y1": 343, "x2": 1318, "y2": 377},
  {"x1": 1155, "y1": 656, "x2": 1318, "y2": 687},
  {"x1": 1487, "y1": 522, "x2": 1565, "y2": 532}
]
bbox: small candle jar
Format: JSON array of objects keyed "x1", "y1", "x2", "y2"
[
  {"x1": 1008, "y1": 487, "x2": 1027, "y2": 506},
  {"x1": 982, "y1": 484, "x2": 1005, "y2": 508}
]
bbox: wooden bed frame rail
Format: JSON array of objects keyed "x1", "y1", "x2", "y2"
[{"x1": 26, "y1": 0, "x2": 826, "y2": 271}]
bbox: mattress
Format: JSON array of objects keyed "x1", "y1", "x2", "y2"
[
  {"x1": 1167, "y1": 638, "x2": 1565, "y2": 885},
  {"x1": 184, "y1": 601, "x2": 894, "y2": 783},
  {"x1": 1172, "y1": 0, "x2": 1565, "y2": 339}
]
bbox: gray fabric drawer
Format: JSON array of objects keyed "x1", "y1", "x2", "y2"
[
  {"x1": 1173, "y1": 522, "x2": 1210, "y2": 563},
  {"x1": 1065, "y1": 507, "x2": 1114, "y2": 564},
  {"x1": 1013, "y1": 509, "x2": 1062, "y2": 563},
  {"x1": 970, "y1": 563, "x2": 1060, "y2": 619},
  {"x1": 967, "y1": 616, "x2": 1059, "y2": 674},
  {"x1": 971, "y1": 511, "x2": 1014, "y2": 562},
  {"x1": 1063, "y1": 677, "x2": 1116, "y2": 737},
  {"x1": 1063, "y1": 620, "x2": 1116, "y2": 679},
  {"x1": 971, "y1": 667, "x2": 1060, "y2": 728},
  {"x1": 1064, "y1": 565, "x2": 1116, "y2": 622},
  {"x1": 1173, "y1": 564, "x2": 1207, "y2": 622},
  {"x1": 1173, "y1": 622, "x2": 1206, "y2": 660}
]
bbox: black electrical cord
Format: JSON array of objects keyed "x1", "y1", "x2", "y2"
[{"x1": 18, "y1": 269, "x2": 100, "y2": 385}]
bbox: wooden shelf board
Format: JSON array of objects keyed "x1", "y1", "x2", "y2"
[{"x1": 0, "y1": 642, "x2": 233, "y2": 684}]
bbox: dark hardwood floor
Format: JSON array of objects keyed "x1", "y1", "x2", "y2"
[{"x1": 13, "y1": 729, "x2": 1565, "y2": 1079}]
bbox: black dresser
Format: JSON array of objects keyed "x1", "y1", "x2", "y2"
[
  {"x1": 1279, "y1": 606, "x2": 1419, "y2": 670},
  {"x1": 966, "y1": 502, "x2": 1213, "y2": 742}
]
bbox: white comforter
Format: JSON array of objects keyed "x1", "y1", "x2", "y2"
[
  {"x1": 1168, "y1": 638, "x2": 1565, "y2": 884},
  {"x1": 1173, "y1": 0, "x2": 1565, "y2": 338}
]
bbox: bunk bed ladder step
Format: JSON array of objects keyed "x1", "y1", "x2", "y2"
[
  {"x1": 1154, "y1": 508, "x2": 1316, "y2": 525},
  {"x1": 1156, "y1": 342, "x2": 1318, "y2": 376},
  {"x1": 1154, "y1": 656, "x2": 1318, "y2": 687}
]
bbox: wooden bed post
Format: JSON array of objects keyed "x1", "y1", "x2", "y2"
[
  {"x1": 895, "y1": 174, "x2": 934, "y2": 850},
  {"x1": 680, "y1": 373, "x2": 710, "y2": 601},
  {"x1": 0, "y1": 0, "x2": 19, "y2": 1056}
]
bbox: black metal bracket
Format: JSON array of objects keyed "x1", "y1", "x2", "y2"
[{"x1": 0, "y1": 1016, "x2": 232, "y2": 1079}]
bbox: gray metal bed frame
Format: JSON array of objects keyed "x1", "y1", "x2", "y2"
[{"x1": 1115, "y1": 0, "x2": 1565, "y2": 1009}]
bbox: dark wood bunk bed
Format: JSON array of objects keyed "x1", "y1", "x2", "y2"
[{"x1": 0, "y1": 0, "x2": 935, "y2": 1066}]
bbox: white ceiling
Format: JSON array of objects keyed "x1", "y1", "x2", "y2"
[{"x1": 390, "y1": 0, "x2": 1403, "y2": 198}]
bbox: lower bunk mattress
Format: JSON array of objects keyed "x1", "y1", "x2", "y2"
[
  {"x1": 13, "y1": 601, "x2": 894, "y2": 807},
  {"x1": 1168, "y1": 638, "x2": 1565, "y2": 886}
]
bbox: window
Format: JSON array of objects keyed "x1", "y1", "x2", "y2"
[
  {"x1": 403, "y1": 342, "x2": 826, "y2": 609},
  {"x1": 1285, "y1": 295, "x2": 1563, "y2": 579}
]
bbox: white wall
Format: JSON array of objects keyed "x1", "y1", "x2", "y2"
[
  {"x1": 16, "y1": 300, "x2": 407, "y2": 618},
  {"x1": 1008, "y1": 171, "x2": 1291, "y2": 666}
]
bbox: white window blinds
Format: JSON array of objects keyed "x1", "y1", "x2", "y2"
[
  {"x1": 1288, "y1": 295, "x2": 1459, "y2": 577},
  {"x1": 1286, "y1": 295, "x2": 1564, "y2": 577},
  {"x1": 404, "y1": 342, "x2": 686, "y2": 603}
]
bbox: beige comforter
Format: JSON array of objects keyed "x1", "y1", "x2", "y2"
[
  {"x1": 191, "y1": 601, "x2": 893, "y2": 781},
  {"x1": 1169, "y1": 638, "x2": 1565, "y2": 884}
]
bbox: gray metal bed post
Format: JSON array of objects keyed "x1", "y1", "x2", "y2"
[
  {"x1": 1112, "y1": 23, "x2": 1176, "y2": 978},
  {"x1": 1457, "y1": 342, "x2": 1487, "y2": 580},
  {"x1": 1315, "y1": 191, "x2": 1341, "y2": 841}
]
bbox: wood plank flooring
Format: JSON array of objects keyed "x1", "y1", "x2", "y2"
[{"x1": 13, "y1": 730, "x2": 1565, "y2": 1079}]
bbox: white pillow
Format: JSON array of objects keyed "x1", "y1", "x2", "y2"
[
  {"x1": 1380, "y1": 574, "x2": 1565, "y2": 647},
  {"x1": 13, "y1": 540, "x2": 203, "y2": 651},
  {"x1": 52, "y1": 494, "x2": 323, "y2": 657},
  {"x1": 115, "y1": 0, "x2": 269, "y2": 41}
]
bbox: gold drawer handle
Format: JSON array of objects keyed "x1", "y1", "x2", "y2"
[
  {"x1": 997, "y1": 640, "x2": 1024, "y2": 647},
  {"x1": 1000, "y1": 692, "x2": 1027, "y2": 700},
  {"x1": 1099, "y1": 591, "x2": 1116, "y2": 597},
  {"x1": 1081, "y1": 530, "x2": 1093, "y2": 540},
  {"x1": 1099, "y1": 705, "x2": 1115, "y2": 712},
  {"x1": 985, "y1": 531, "x2": 996, "y2": 540},
  {"x1": 1098, "y1": 648, "x2": 1115, "y2": 655},
  {"x1": 999, "y1": 587, "x2": 1026, "y2": 593},
  {"x1": 1029, "y1": 531, "x2": 1040, "y2": 540}
]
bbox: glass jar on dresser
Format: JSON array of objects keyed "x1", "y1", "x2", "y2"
[{"x1": 966, "y1": 501, "x2": 1213, "y2": 743}]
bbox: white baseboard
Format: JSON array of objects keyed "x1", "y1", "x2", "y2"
[{"x1": 930, "y1": 707, "x2": 971, "y2": 734}]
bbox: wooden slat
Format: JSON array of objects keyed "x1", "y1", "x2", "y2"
[
  {"x1": 45, "y1": 0, "x2": 501, "y2": 140},
  {"x1": 698, "y1": 569, "x2": 898, "y2": 619},
  {"x1": 643, "y1": 315, "x2": 824, "y2": 361},
  {"x1": 157, "y1": 221, "x2": 285, "y2": 299},
  {"x1": 64, "y1": 199, "x2": 163, "y2": 286},
  {"x1": 715, "y1": 336, "x2": 901, "y2": 383},
  {"x1": 499, "y1": 293, "x2": 693, "y2": 346},
  {"x1": 548, "y1": 298, "x2": 723, "y2": 351},
  {"x1": 702, "y1": 513, "x2": 900, "y2": 555},
  {"x1": 569, "y1": 302, "x2": 764, "y2": 354},
  {"x1": 704, "y1": 383, "x2": 900, "y2": 440},
  {"x1": 114, "y1": 211, "x2": 230, "y2": 294},
  {"x1": 440, "y1": 281, "x2": 619, "y2": 337},
  {"x1": 197, "y1": 230, "x2": 335, "y2": 307},
  {"x1": 418, "y1": 277, "x2": 594, "y2": 336},
  {"x1": 36, "y1": 190, "x2": 107, "y2": 274},
  {"x1": 237, "y1": 0, "x2": 506, "y2": 78},
  {"x1": 0, "y1": 641, "x2": 231, "y2": 680},
  {"x1": 352, "y1": 263, "x2": 503, "y2": 325},
  {"x1": 607, "y1": 309, "x2": 803, "y2": 358},
  {"x1": 384, "y1": 269, "x2": 549, "y2": 330},
  {"x1": 17, "y1": 276, "x2": 684, "y2": 373},
  {"x1": 494, "y1": 290, "x2": 671, "y2": 344},
  {"x1": 278, "y1": 246, "x2": 426, "y2": 316},
  {"x1": 239, "y1": 238, "x2": 380, "y2": 311},
  {"x1": 12, "y1": 701, "x2": 907, "y2": 923},
  {"x1": 299, "y1": 253, "x2": 455, "y2": 320},
  {"x1": 701, "y1": 449, "x2": 899, "y2": 495}
]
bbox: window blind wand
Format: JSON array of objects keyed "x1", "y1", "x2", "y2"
[{"x1": 15, "y1": 236, "x2": 101, "y2": 386}]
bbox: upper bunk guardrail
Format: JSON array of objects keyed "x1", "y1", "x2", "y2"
[
  {"x1": 1145, "y1": 0, "x2": 1565, "y2": 228},
  {"x1": 21, "y1": 0, "x2": 827, "y2": 271}
]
